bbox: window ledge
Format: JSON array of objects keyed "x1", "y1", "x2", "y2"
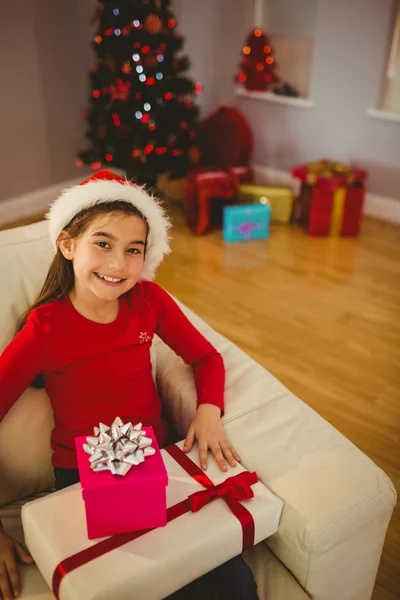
[
  {"x1": 235, "y1": 86, "x2": 314, "y2": 108},
  {"x1": 366, "y1": 108, "x2": 400, "y2": 123}
]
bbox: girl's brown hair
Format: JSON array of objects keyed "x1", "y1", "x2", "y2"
[{"x1": 15, "y1": 201, "x2": 148, "y2": 335}]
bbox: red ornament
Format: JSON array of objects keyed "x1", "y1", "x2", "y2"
[
  {"x1": 180, "y1": 121, "x2": 187, "y2": 129},
  {"x1": 104, "y1": 28, "x2": 114, "y2": 37},
  {"x1": 94, "y1": 35, "x2": 102, "y2": 44},
  {"x1": 142, "y1": 45, "x2": 150, "y2": 54},
  {"x1": 146, "y1": 77, "x2": 156, "y2": 86},
  {"x1": 132, "y1": 149, "x2": 141, "y2": 157},
  {"x1": 144, "y1": 14, "x2": 163, "y2": 35},
  {"x1": 195, "y1": 83, "x2": 203, "y2": 94},
  {"x1": 148, "y1": 120, "x2": 157, "y2": 131},
  {"x1": 105, "y1": 154, "x2": 113, "y2": 162},
  {"x1": 122, "y1": 25, "x2": 131, "y2": 36},
  {"x1": 122, "y1": 62, "x2": 131, "y2": 74},
  {"x1": 172, "y1": 149, "x2": 180, "y2": 156},
  {"x1": 135, "y1": 92, "x2": 142, "y2": 100},
  {"x1": 144, "y1": 145, "x2": 154, "y2": 154},
  {"x1": 141, "y1": 114, "x2": 150, "y2": 123},
  {"x1": 112, "y1": 113, "x2": 121, "y2": 126},
  {"x1": 164, "y1": 92, "x2": 173, "y2": 100},
  {"x1": 168, "y1": 19, "x2": 175, "y2": 28},
  {"x1": 91, "y1": 161, "x2": 102, "y2": 170},
  {"x1": 109, "y1": 79, "x2": 131, "y2": 102},
  {"x1": 156, "y1": 147, "x2": 166, "y2": 155},
  {"x1": 92, "y1": 90, "x2": 101, "y2": 98}
]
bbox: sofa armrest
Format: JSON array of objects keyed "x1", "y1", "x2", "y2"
[{"x1": 155, "y1": 300, "x2": 396, "y2": 600}]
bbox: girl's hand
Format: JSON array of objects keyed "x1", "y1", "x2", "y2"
[
  {"x1": 183, "y1": 403, "x2": 241, "y2": 472},
  {"x1": 0, "y1": 530, "x2": 34, "y2": 600}
]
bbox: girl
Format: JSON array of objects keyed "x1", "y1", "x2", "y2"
[{"x1": 0, "y1": 170, "x2": 258, "y2": 600}]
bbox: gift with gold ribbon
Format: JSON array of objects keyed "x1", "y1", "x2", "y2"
[{"x1": 291, "y1": 160, "x2": 367, "y2": 236}]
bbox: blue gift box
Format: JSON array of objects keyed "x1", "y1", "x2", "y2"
[{"x1": 223, "y1": 203, "x2": 271, "y2": 243}]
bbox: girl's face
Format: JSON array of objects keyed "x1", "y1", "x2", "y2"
[{"x1": 60, "y1": 212, "x2": 147, "y2": 303}]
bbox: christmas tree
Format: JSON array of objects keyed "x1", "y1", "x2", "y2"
[
  {"x1": 235, "y1": 29, "x2": 279, "y2": 92},
  {"x1": 77, "y1": 0, "x2": 201, "y2": 187}
]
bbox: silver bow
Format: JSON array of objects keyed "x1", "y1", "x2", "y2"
[{"x1": 83, "y1": 417, "x2": 156, "y2": 476}]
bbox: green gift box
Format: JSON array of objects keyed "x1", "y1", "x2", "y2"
[{"x1": 239, "y1": 184, "x2": 294, "y2": 223}]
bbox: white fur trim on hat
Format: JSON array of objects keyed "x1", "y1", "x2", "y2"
[{"x1": 46, "y1": 176, "x2": 171, "y2": 280}]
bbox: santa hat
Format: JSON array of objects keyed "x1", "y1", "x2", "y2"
[{"x1": 46, "y1": 170, "x2": 171, "y2": 280}]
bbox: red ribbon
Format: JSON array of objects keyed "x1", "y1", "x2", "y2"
[{"x1": 52, "y1": 445, "x2": 258, "y2": 599}]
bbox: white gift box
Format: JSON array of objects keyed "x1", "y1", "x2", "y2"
[{"x1": 22, "y1": 442, "x2": 283, "y2": 600}]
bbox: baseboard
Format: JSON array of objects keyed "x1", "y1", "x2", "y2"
[
  {"x1": 1, "y1": 167, "x2": 399, "y2": 228},
  {"x1": 0, "y1": 177, "x2": 84, "y2": 228},
  {"x1": 0, "y1": 169, "x2": 125, "y2": 229},
  {"x1": 253, "y1": 164, "x2": 400, "y2": 225}
]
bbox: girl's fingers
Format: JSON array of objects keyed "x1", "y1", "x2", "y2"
[
  {"x1": 220, "y1": 441, "x2": 237, "y2": 467},
  {"x1": 183, "y1": 424, "x2": 195, "y2": 453},
  {"x1": 211, "y1": 443, "x2": 228, "y2": 472},
  {"x1": 198, "y1": 441, "x2": 209, "y2": 471},
  {"x1": 16, "y1": 542, "x2": 33, "y2": 564},
  {"x1": 0, "y1": 559, "x2": 15, "y2": 600}
]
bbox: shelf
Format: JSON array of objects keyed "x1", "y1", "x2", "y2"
[
  {"x1": 235, "y1": 86, "x2": 314, "y2": 108},
  {"x1": 366, "y1": 108, "x2": 400, "y2": 124}
]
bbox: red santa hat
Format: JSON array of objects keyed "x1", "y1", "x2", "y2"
[{"x1": 46, "y1": 170, "x2": 171, "y2": 280}]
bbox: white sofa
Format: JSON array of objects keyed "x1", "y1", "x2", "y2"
[{"x1": 0, "y1": 219, "x2": 396, "y2": 600}]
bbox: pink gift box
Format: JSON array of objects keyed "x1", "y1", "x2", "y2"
[{"x1": 75, "y1": 426, "x2": 168, "y2": 539}]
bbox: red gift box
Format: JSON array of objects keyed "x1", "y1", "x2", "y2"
[
  {"x1": 291, "y1": 160, "x2": 367, "y2": 237},
  {"x1": 186, "y1": 167, "x2": 239, "y2": 235}
]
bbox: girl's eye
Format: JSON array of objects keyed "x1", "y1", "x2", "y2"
[
  {"x1": 96, "y1": 241, "x2": 110, "y2": 249},
  {"x1": 127, "y1": 248, "x2": 141, "y2": 254}
]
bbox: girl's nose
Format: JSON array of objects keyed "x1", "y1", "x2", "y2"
[{"x1": 107, "y1": 253, "x2": 126, "y2": 272}]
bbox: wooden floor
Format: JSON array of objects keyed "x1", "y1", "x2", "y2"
[
  {"x1": 4, "y1": 209, "x2": 399, "y2": 598},
  {"x1": 155, "y1": 210, "x2": 400, "y2": 600}
]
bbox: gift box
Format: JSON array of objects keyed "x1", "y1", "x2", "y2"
[
  {"x1": 239, "y1": 184, "x2": 294, "y2": 223},
  {"x1": 291, "y1": 160, "x2": 367, "y2": 237},
  {"x1": 186, "y1": 167, "x2": 239, "y2": 235},
  {"x1": 22, "y1": 442, "x2": 283, "y2": 600},
  {"x1": 228, "y1": 165, "x2": 254, "y2": 184},
  {"x1": 223, "y1": 203, "x2": 271, "y2": 243},
  {"x1": 76, "y1": 422, "x2": 168, "y2": 539}
]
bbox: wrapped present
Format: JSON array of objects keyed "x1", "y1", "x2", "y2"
[
  {"x1": 223, "y1": 203, "x2": 271, "y2": 243},
  {"x1": 228, "y1": 165, "x2": 254, "y2": 184},
  {"x1": 22, "y1": 442, "x2": 283, "y2": 600},
  {"x1": 186, "y1": 167, "x2": 239, "y2": 235},
  {"x1": 239, "y1": 184, "x2": 294, "y2": 223},
  {"x1": 156, "y1": 173, "x2": 187, "y2": 204},
  {"x1": 76, "y1": 419, "x2": 168, "y2": 539},
  {"x1": 291, "y1": 160, "x2": 367, "y2": 236}
]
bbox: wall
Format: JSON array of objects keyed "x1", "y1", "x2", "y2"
[
  {"x1": 0, "y1": 0, "x2": 95, "y2": 202},
  {"x1": 175, "y1": 0, "x2": 400, "y2": 200}
]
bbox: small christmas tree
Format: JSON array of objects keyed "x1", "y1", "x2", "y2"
[
  {"x1": 77, "y1": 0, "x2": 202, "y2": 187},
  {"x1": 235, "y1": 29, "x2": 279, "y2": 92}
]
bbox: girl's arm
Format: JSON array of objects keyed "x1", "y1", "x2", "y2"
[
  {"x1": 0, "y1": 311, "x2": 48, "y2": 422},
  {"x1": 148, "y1": 283, "x2": 225, "y2": 414}
]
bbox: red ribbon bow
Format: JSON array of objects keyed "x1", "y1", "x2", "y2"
[
  {"x1": 52, "y1": 445, "x2": 258, "y2": 599},
  {"x1": 189, "y1": 471, "x2": 258, "y2": 512}
]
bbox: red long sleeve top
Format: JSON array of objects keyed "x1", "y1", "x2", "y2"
[{"x1": 0, "y1": 282, "x2": 225, "y2": 468}]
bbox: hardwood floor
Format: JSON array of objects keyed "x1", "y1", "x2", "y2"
[
  {"x1": 3, "y1": 209, "x2": 399, "y2": 598},
  {"x1": 155, "y1": 211, "x2": 400, "y2": 600}
]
